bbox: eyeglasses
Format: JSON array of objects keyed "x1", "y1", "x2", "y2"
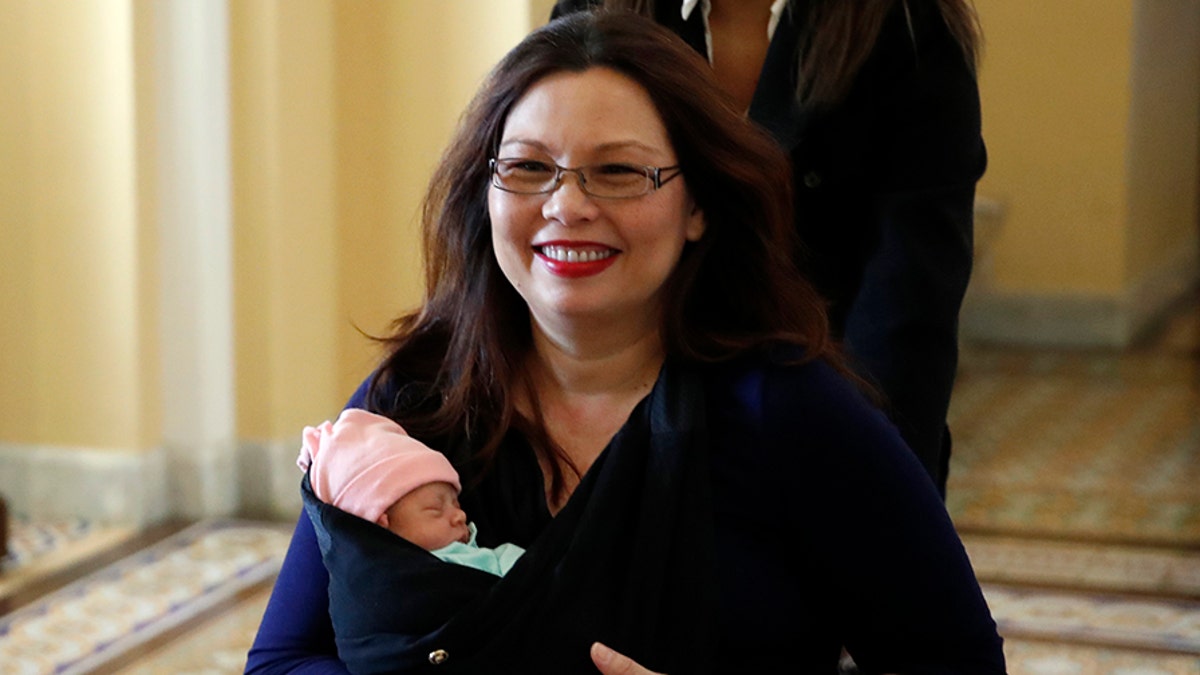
[{"x1": 489, "y1": 157, "x2": 682, "y2": 199}]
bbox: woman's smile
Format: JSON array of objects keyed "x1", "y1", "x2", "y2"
[{"x1": 535, "y1": 241, "x2": 620, "y2": 278}]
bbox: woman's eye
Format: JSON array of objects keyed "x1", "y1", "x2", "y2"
[
  {"x1": 594, "y1": 163, "x2": 642, "y2": 176},
  {"x1": 509, "y1": 159, "x2": 553, "y2": 174}
]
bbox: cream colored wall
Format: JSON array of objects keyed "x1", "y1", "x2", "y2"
[
  {"x1": 530, "y1": 0, "x2": 558, "y2": 24},
  {"x1": 230, "y1": 1, "x2": 340, "y2": 443},
  {"x1": 0, "y1": 0, "x2": 36, "y2": 443},
  {"x1": 231, "y1": 1, "x2": 536, "y2": 442},
  {"x1": 0, "y1": 1, "x2": 158, "y2": 450},
  {"x1": 330, "y1": 2, "x2": 538, "y2": 403},
  {"x1": 974, "y1": 0, "x2": 1134, "y2": 295},
  {"x1": 971, "y1": 0, "x2": 1199, "y2": 345}
]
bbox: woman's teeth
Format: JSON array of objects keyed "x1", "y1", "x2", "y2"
[{"x1": 539, "y1": 246, "x2": 615, "y2": 263}]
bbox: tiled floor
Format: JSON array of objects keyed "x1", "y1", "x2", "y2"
[
  {"x1": 0, "y1": 520, "x2": 290, "y2": 675},
  {"x1": 948, "y1": 335, "x2": 1199, "y2": 546},
  {"x1": 947, "y1": 290, "x2": 1198, "y2": 549},
  {"x1": 1, "y1": 290, "x2": 1197, "y2": 674},
  {"x1": 946, "y1": 289, "x2": 1200, "y2": 673}
]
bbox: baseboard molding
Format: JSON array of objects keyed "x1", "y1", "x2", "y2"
[
  {"x1": 963, "y1": 246, "x2": 1199, "y2": 348},
  {"x1": 0, "y1": 444, "x2": 169, "y2": 527},
  {"x1": 161, "y1": 439, "x2": 243, "y2": 520},
  {"x1": 0, "y1": 438, "x2": 302, "y2": 525},
  {"x1": 236, "y1": 437, "x2": 305, "y2": 521}
]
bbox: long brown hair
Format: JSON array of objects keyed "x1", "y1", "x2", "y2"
[
  {"x1": 602, "y1": 0, "x2": 982, "y2": 107},
  {"x1": 368, "y1": 11, "x2": 838, "y2": 500}
]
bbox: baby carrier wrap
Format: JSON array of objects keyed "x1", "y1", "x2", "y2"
[{"x1": 302, "y1": 362, "x2": 719, "y2": 674}]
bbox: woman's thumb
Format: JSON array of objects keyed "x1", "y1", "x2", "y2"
[{"x1": 590, "y1": 642, "x2": 638, "y2": 674}]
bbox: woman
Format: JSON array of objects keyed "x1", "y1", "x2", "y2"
[
  {"x1": 553, "y1": 0, "x2": 987, "y2": 497},
  {"x1": 246, "y1": 11, "x2": 1004, "y2": 674}
]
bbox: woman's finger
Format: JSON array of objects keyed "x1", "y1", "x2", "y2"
[{"x1": 590, "y1": 642, "x2": 665, "y2": 675}]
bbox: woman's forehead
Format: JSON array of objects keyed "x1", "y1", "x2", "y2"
[{"x1": 499, "y1": 68, "x2": 671, "y2": 156}]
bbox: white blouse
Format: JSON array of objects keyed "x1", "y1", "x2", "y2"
[{"x1": 679, "y1": 0, "x2": 789, "y2": 62}]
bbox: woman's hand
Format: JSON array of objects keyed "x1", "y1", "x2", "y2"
[{"x1": 590, "y1": 642, "x2": 666, "y2": 675}]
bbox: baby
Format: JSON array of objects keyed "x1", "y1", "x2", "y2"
[{"x1": 297, "y1": 408, "x2": 524, "y2": 576}]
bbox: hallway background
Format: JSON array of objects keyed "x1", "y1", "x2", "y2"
[
  {"x1": 0, "y1": 1, "x2": 1197, "y2": 673},
  {"x1": 0, "y1": 0, "x2": 1196, "y2": 529}
]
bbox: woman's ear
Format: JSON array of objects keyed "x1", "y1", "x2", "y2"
[{"x1": 686, "y1": 203, "x2": 706, "y2": 242}]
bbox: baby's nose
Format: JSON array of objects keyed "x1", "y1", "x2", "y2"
[{"x1": 452, "y1": 508, "x2": 467, "y2": 525}]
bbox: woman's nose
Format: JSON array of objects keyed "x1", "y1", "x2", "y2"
[{"x1": 541, "y1": 173, "x2": 600, "y2": 224}]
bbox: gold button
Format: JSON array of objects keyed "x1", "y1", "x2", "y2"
[{"x1": 428, "y1": 649, "x2": 449, "y2": 665}]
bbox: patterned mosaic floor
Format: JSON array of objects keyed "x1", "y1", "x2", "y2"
[
  {"x1": 1002, "y1": 641, "x2": 1199, "y2": 675},
  {"x1": 0, "y1": 517, "x2": 137, "y2": 600},
  {"x1": 947, "y1": 347, "x2": 1199, "y2": 546},
  {"x1": 0, "y1": 519, "x2": 290, "y2": 675},
  {"x1": 951, "y1": 290, "x2": 1199, "y2": 544},
  {"x1": 105, "y1": 584, "x2": 272, "y2": 675}
]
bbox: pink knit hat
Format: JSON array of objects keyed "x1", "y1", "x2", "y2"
[{"x1": 296, "y1": 408, "x2": 461, "y2": 526}]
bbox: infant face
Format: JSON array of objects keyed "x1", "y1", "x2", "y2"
[{"x1": 384, "y1": 481, "x2": 471, "y2": 550}]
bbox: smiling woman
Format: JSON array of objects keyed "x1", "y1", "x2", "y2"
[
  {"x1": 488, "y1": 67, "x2": 706, "y2": 343},
  {"x1": 246, "y1": 10, "x2": 1005, "y2": 675}
]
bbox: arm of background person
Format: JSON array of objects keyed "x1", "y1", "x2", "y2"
[
  {"x1": 838, "y1": 2, "x2": 986, "y2": 491},
  {"x1": 841, "y1": 179, "x2": 977, "y2": 489}
]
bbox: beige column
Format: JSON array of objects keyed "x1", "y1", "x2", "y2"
[{"x1": 154, "y1": 0, "x2": 238, "y2": 517}]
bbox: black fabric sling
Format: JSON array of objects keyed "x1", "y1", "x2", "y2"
[{"x1": 303, "y1": 361, "x2": 718, "y2": 674}]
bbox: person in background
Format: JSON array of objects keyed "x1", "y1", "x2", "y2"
[
  {"x1": 553, "y1": 0, "x2": 986, "y2": 498},
  {"x1": 246, "y1": 10, "x2": 1004, "y2": 674}
]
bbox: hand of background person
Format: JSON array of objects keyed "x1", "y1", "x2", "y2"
[{"x1": 591, "y1": 642, "x2": 666, "y2": 675}]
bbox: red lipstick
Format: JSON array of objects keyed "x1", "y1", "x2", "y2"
[{"x1": 535, "y1": 242, "x2": 619, "y2": 278}]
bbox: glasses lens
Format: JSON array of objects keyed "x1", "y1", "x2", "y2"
[
  {"x1": 581, "y1": 164, "x2": 652, "y2": 198},
  {"x1": 493, "y1": 159, "x2": 557, "y2": 194},
  {"x1": 492, "y1": 159, "x2": 655, "y2": 198}
]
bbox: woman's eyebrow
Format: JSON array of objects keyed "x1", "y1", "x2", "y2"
[
  {"x1": 496, "y1": 138, "x2": 663, "y2": 155},
  {"x1": 496, "y1": 138, "x2": 548, "y2": 152},
  {"x1": 592, "y1": 140, "x2": 661, "y2": 154}
]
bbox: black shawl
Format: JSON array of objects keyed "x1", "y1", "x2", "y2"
[{"x1": 302, "y1": 362, "x2": 718, "y2": 674}]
